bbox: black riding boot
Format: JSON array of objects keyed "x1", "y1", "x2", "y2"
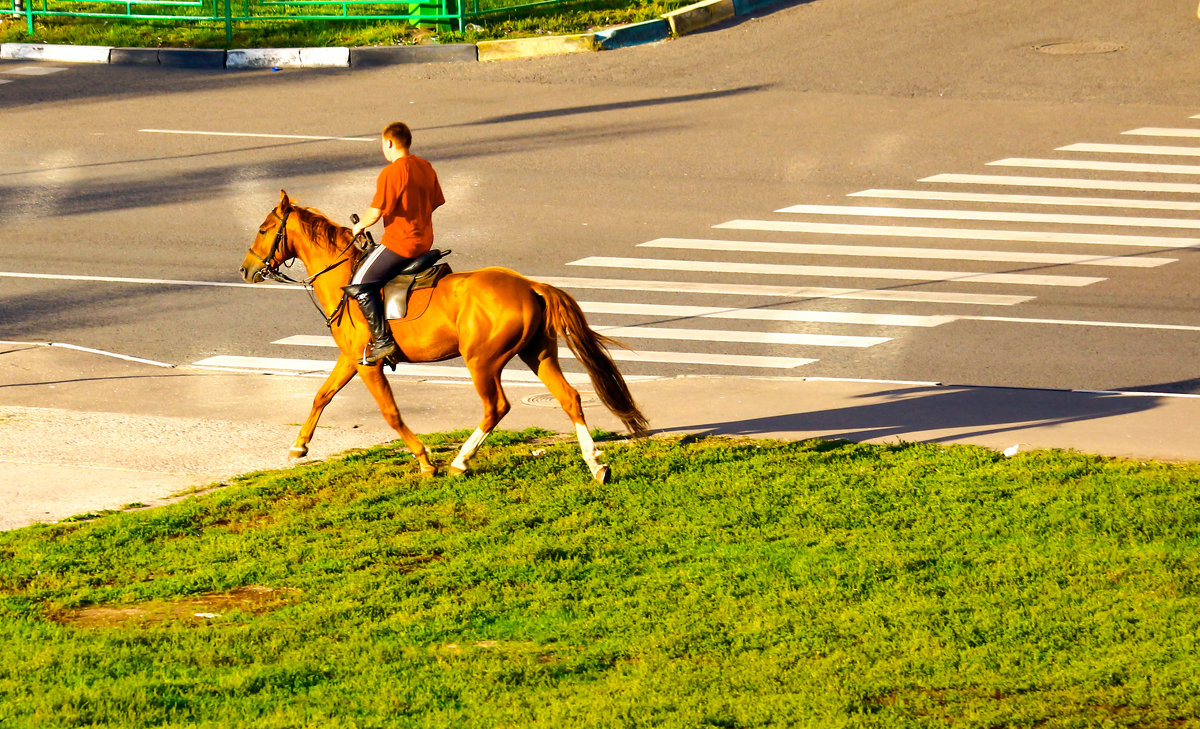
[{"x1": 344, "y1": 284, "x2": 399, "y2": 366}]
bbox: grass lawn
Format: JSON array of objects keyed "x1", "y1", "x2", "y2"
[
  {"x1": 2, "y1": 430, "x2": 1199, "y2": 728},
  {"x1": 0, "y1": 0, "x2": 690, "y2": 47}
]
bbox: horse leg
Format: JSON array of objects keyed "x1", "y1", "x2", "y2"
[
  {"x1": 520, "y1": 344, "x2": 610, "y2": 484},
  {"x1": 449, "y1": 362, "x2": 510, "y2": 476},
  {"x1": 290, "y1": 354, "x2": 359, "y2": 459},
  {"x1": 357, "y1": 364, "x2": 437, "y2": 477}
]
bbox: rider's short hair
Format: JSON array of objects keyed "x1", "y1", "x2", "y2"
[{"x1": 382, "y1": 122, "x2": 412, "y2": 150}]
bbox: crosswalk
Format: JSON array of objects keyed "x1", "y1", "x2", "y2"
[{"x1": 196, "y1": 113, "x2": 1200, "y2": 383}]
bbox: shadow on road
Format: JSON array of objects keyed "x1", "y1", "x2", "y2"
[
  {"x1": 666, "y1": 383, "x2": 1168, "y2": 444},
  {"x1": 429, "y1": 85, "x2": 770, "y2": 128}
]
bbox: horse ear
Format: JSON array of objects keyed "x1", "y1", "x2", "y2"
[{"x1": 279, "y1": 190, "x2": 292, "y2": 210}]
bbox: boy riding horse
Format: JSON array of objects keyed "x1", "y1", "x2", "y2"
[{"x1": 348, "y1": 121, "x2": 446, "y2": 366}]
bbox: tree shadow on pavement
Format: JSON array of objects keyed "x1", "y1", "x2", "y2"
[
  {"x1": 668, "y1": 384, "x2": 1166, "y2": 444},
  {"x1": 1119, "y1": 377, "x2": 1200, "y2": 396}
]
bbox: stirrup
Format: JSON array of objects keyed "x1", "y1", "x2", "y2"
[{"x1": 362, "y1": 340, "x2": 399, "y2": 369}]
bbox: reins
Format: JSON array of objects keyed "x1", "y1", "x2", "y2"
[{"x1": 249, "y1": 208, "x2": 358, "y2": 328}]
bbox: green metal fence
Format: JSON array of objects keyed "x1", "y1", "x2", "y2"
[{"x1": 6, "y1": 0, "x2": 573, "y2": 42}]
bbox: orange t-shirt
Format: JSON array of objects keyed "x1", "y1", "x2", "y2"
[{"x1": 371, "y1": 155, "x2": 445, "y2": 257}]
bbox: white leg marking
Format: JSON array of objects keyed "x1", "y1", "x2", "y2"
[
  {"x1": 451, "y1": 428, "x2": 489, "y2": 472},
  {"x1": 575, "y1": 423, "x2": 603, "y2": 474}
]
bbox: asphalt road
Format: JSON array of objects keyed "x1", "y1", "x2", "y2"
[{"x1": 2, "y1": 0, "x2": 1199, "y2": 393}]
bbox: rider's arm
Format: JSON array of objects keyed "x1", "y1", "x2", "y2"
[{"x1": 352, "y1": 207, "x2": 383, "y2": 237}]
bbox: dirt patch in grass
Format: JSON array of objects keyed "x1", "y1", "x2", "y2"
[{"x1": 58, "y1": 585, "x2": 301, "y2": 629}]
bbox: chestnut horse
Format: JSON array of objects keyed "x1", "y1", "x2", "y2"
[{"x1": 238, "y1": 191, "x2": 648, "y2": 482}]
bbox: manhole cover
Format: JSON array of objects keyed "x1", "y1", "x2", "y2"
[
  {"x1": 1033, "y1": 40, "x2": 1124, "y2": 55},
  {"x1": 522, "y1": 392, "x2": 601, "y2": 408}
]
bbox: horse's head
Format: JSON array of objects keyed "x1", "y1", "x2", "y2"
[{"x1": 240, "y1": 190, "x2": 297, "y2": 284}]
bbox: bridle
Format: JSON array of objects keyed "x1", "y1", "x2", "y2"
[
  {"x1": 249, "y1": 208, "x2": 298, "y2": 284},
  {"x1": 247, "y1": 207, "x2": 358, "y2": 327}
]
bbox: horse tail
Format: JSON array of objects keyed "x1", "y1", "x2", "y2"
[{"x1": 531, "y1": 281, "x2": 650, "y2": 438}]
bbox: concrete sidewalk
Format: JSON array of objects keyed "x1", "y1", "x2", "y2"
[{"x1": 2, "y1": 342, "x2": 1198, "y2": 531}]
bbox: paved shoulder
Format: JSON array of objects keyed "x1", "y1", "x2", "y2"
[{"x1": 4, "y1": 342, "x2": 1200, "y2": 531}]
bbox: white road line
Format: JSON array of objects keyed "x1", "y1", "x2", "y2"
[
  {"x1": 1059, "y1": 143, "x2": 1200, "y2": 158},
  {"x1": 1125, "y1": 127, "x2": 1200, "y2": 139},
  {"x1": 6, "y1": 342, "x2": 174, "y2": 368},
  {"x1": 578, "y1": 300, "x2": 958, "y2": 327},
  {"x1": 640, "y1": 237, "x2": 1172, "y2": 268},
  {"x1": 592, "y1": 326, "x2": 891, "y2": 348},
  {"x1": 921, "y1": 173, "x2": 1200, "y2": 194},
  {"x1": 569, "y1": 256, "x2": 1103, "y2": 287},
  {"x1": 989, "y1": 157, "x2": 1200, "y2": 176},
  {"x1": 716, "y1": 219, "x2": 1200, "y2": 250},
  {"x1": 535, "y1": 276, "x2": 1033, "y2": 306},
  {"x1": 139, "y1": 129, "x2": 375, "y2": 142},
  {"x1": 773, "y1": 203, "x2": 1200, "y2": 231},
  {"x1": 850, "y1": 188, "x2": 1200, "y2": 212},
  {"x1": 271, "y1": 336, "x2": 816, "y2": 369},
  {"x1": 0, "y1": 271, "x2": 296, "y2": 290}
]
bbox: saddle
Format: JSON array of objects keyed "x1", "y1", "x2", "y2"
[{"x1": 349, "y1": 232, "x2": 452, "y2": 322}]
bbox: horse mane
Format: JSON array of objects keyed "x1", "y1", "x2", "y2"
[{"x1": 292, "y1": 205, "x2": 350, "y2": 253}]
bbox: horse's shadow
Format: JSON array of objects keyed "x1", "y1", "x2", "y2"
[{"x1": 662, "y1": 380, "x2": 1195, "y2": 445}]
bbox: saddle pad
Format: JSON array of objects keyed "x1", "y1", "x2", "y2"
[
  {"x1": 391, "y1": 287, "x2": 436, "y2": 324},
  {"x1": 383, "y1": 264, "x2": 451, "y2": 321}
]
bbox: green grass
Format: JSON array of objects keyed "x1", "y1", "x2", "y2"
[
  {"x1": 2, "y1": 430, "x2": 1199, "y2": 728},
  {"x1": 0, "y1": 0, "x2": 689, "y2": 48}
]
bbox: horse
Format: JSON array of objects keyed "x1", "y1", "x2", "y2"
[{"x1": 238, "y1": 191, "x2": 649, "y2": 483}]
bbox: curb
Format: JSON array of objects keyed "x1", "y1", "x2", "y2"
[
  {"x1": 226, "y1": 46, "x2": 350, "y2": 69},
  {"x1": 663, "y1": 0, "x2": 735, "y2": 37},
  {"x1": 0, "y1": 0, "x2": 789, "y2": 69},
  {"x1": 477, "y1": 33, "x2": 596, "y2": 62},
  {"x1": 0, "y1": 42, "x2": 111, "y2": 63},
  {"x1": 109, "y1": 47, "x2": 226, "y2": 68},
  {"x1": 595, "y1": 19, "x2": 672, "y2": 50},
  {"x1": 349, "y1": 43, "x2": 477, "y2": 67}
]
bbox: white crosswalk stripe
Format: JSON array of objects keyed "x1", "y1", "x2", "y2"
[
  {"x1": 773, "y1": 203, "x2": 1200, "y2": 231},
  {"x1": 1, "y1": 65, "x2": 68, "y2": 77},
  {"x1": 193, "y1": 355, "x2": 614, "y2": 384},
  {"x1": 849, "y1": 188, "x2": 1200, "y2": 212},
  {"x1": 591, "y1": 326, "x2": 891, "y2": 348},
  {"x1": 989, "y1": 157, "x2": 1200, "y2": 176},
  {"x1": 573, "y1": 301, "x2": 955, "y2": 327},
  {"x1": 715, "y1": 219, "x2": 1200, "y2": 249},
  {"x1": 568, "y1": 256, "x2": 1104, "y2": 286},
  {"x1": 1058, "y1": 143, "x2": 1200, "y2": 158},
  {"x1": 271, "y1": 335, "x2": 818, "y2": 369},
  {"x1": 533, "y1": 276, "x2": 1032, "y2": 305},
  {"x1": 919, "y1": 173, "x2": 1200, "y2": 194},
  {"x1": 202, "y1": 114, "x2": 1199, "y2": 382},
  {"x1": 640, "y1": 237, "x2": 1173, "y2": 268},
  {"x1": 1125, "y1": 127, "x2": 1200, "y2": 138}
]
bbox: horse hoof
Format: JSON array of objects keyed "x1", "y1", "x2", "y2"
[
  {"x1": 591, "y1": 464, "x2": 610, "y2": 484},
  {"x1": 448, "y1": 464, "x2": 467, "y2": 477},
  {"x1": 288, "y1": 446, "x2": 308, "y2": 459},
  {"x1": 419, "y1": 465, "x2": 439, "y2": 478}
]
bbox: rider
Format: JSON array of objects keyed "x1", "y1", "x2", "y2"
[{"x1": 347, "y1": 121, "x2": 446, "y2": 366}]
